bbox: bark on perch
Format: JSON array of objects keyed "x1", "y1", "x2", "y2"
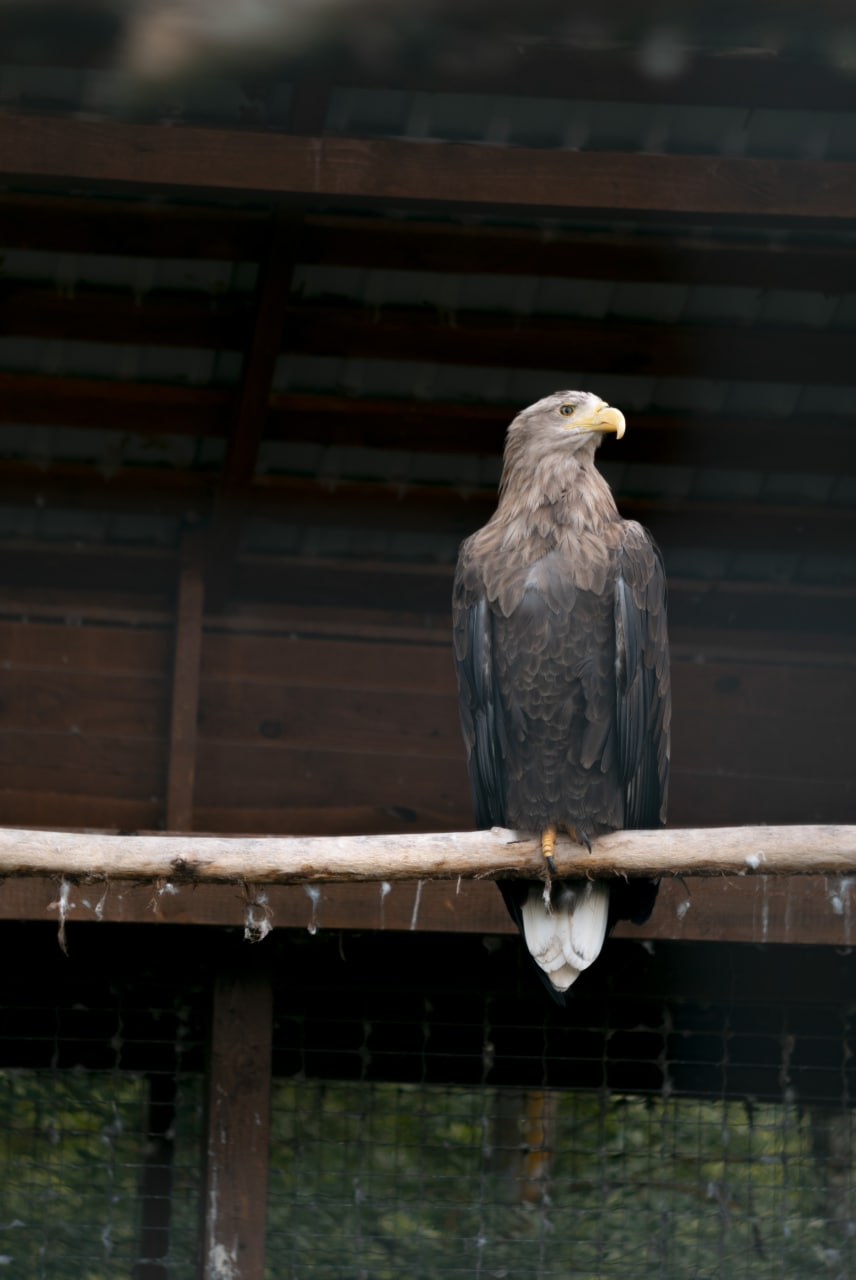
[{"x1": 0, "y1": 825, "x2": 854, "y2": 884}]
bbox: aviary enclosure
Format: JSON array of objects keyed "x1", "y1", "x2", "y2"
[{"x1": 0, "y1": 1, "x2": 854, "y2": 1277}]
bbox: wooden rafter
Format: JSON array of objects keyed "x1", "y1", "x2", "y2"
[
  {"x1": 205, "y1": 209, "x2": 306, "y2": 605},
  {"x1": 2, "y1": 118, "x2": 856, "y2": 219}
]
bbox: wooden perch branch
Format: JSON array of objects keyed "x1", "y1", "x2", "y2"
[{"x1": 0, "y1": 825, "x2": 854, "y2": 885}]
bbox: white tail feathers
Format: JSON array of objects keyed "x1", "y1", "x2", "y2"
[{"x1": 519, "y1": 880, "x2": 610, "y2": 992}]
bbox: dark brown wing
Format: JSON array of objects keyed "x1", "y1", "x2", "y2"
[
  {"x1": 452, "y1": 546, "x2": 507, "y2": 830},
  {"x1": 614, "y1": 523, "x2": 671, "y2": 829},
  {"x1": 610, "y1": 522, "x2": 671, "y2": 925}
]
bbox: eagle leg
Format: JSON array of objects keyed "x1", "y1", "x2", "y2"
[{"x1": 541, "y1": 824, "x2": 557, "y2": 876}]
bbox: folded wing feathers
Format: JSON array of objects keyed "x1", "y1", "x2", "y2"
[{"x1": 519, "y1": 881, "x2": 610, "y2": 993}]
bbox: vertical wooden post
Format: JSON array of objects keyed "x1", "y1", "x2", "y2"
[
  {"x1": 199, "y1": 954, "x2": 274, "y2": 1280},
  {"x1": 166, "y1": 526, "x2": 205, "y2": 831}
]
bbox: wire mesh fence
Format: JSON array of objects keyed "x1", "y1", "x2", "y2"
[
  {"x1": 0, "y1": 1068, "x2": 202, "y2": 1278},
  {"x1": 0, "y1": 925, "x2": 853, "y2": 1278},
  {"x1": 265, "y1": 932, "x2": 856, "y2": 1279},
  {"x1": 266, "y1": 1081, "x2": 855, "y2": 1279},
  {"x1": 0, "y1": 924, "x2": 206, "y2": 1278}
]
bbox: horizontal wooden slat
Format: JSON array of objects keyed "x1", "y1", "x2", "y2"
[
  {"x1": 194, "y1": 803, "x2": 469, "y2": 836},
  {"x1": 3, "y1": 465, "x2": 854, "y2": 570},
  {"x1": 0, "y1": 193, "x2": 266, "y2": 259},
  {"x1": 3, "y1": 377, "x2": 854, "y2": 478},
  {"x1": 276, "y1": 302, "x2": 856, "y2": 386},
  {"x1": 193, "y1": 740, "x2": 469, "y2": 814},
  {"x1": 197, "y1": 679, "x2": 459, "y2": 758},
  {"x1": 268, "y1": 397, "x2": 856, "y2": 476},
  {"x1": 18, "y1": 587, "x2": 849, "y2": 664},
  {"x1": 0, "y1": 282, "x2": 249, "y2": 347},
  {"x1": 5, "y1": 198, "x2": 856, "y2": 294},
  {"x1": 670, "y1": 770, "x2": 856, "y2": 826},
  {"x1": 201, "y1": 630, "x2": 452, "y2": 691},
  {"x1": 0, "y1": 791, "x2": 161, "y2": 831},
  {"x1": 2, "y1": 118, "x2": 856, "y2": 220},
  {"x1": 0, "y1": 668, "x2": 168, "y2": 738},
  {"x1": 193, "y1": 664, "x2": 850, "y2": 770},
  {"x1": 0, "y1": 619, "x2": 171, "y2": 673},
  {"x1": 242, "y1": 480, "x2": 856, "y2": 560},
  {"x1": 0, "y1": 372, "x2": 234, "y2": 435},
  {"x1": 303, "y1": 216, "x2": 856, "y2": 290},
  {"x1": 1, "y1": 546, "x2": 854, "y2": 649},
  {"x1": 5, "y1": 287, "x2": 856, "y2": 387},
  {"x1": 0, "y1": 730, "x2": 165, "y2": 800}
]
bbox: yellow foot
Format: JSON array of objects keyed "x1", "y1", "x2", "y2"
[{"x1": 541, "y1": 824, "x2": 557, "y2": 876}]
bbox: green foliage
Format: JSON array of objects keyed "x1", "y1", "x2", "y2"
[
  {"x1": 0, "y1": 1069, "x2": 852, "y2": 1277},
  {"x1": 265, "y1": 1082, "x2": 855, "y2": 1279},
  {"x1": 0, "y1": 1070, "x2": 201, "y2": 1279}
]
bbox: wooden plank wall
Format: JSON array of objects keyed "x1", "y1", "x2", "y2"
[{"x1": 1, "y1": 591, "x2": 854, "y2": 838}]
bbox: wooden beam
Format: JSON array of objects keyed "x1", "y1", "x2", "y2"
[
  {"x1": 165, "y1": 529, "x2": 205, "y2": 830},
  {"x1": 200, "y1": 953, "x2": 272, "y2": 1280},
  {"x1": 206, "y1": 210, "x2": 306, "y2": 607},
  {"x1": 220, "y1": 214, "x2": 304, "y2": 493},
  {"x1": 0, "y1": 824, "x2": 855, "y2": 881},
  {"x1": 2, "y1": 871, "x2": 856, "y2": 948},
  {"x1": 2, "y1": 117, "x2": 856, "y2": 219}
]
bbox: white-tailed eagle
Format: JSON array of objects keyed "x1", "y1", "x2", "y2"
[{"x1": 453, "y1": 390, "x2": 671, "y2": 997}]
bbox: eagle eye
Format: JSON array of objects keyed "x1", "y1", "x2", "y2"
[{"x1": 559, "y1": 404, "x2": 575, "y2": 417}]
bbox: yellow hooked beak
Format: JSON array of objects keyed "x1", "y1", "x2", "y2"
[{"x1": 588, "y1": 403, "x2": 626, "y2": 439}]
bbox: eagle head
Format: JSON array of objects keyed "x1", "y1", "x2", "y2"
[{"x1": 514, "y1": 389, "x2": 625, "y2": 444}]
